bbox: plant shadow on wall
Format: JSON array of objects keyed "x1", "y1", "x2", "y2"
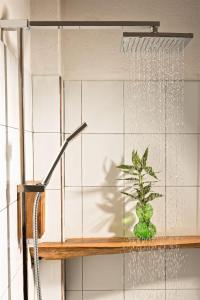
[{"x1": 84, "y1": 158, "x2": 135, "y2": 236}]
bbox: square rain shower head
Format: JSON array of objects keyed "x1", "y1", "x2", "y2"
[{"x1": 122, "y1": 32, "x2": 193, "y2": 53}]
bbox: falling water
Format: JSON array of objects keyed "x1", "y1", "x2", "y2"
[{"x1": 124, "y1": 38, "x2": 187, "y2": 294}]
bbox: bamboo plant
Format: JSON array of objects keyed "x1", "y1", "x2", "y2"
[{"x1": 117, "y1": 147, "x2": 162, "y2": 240}]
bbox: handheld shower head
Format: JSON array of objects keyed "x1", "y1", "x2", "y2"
[
  {"x1": 122, "y1": 31, "x2": 193, "y2": 53},
  {"x1": 42, "y1": 122, "x2": 87, "y2": 187}
]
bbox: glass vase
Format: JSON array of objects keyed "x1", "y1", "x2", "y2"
[{"x1": 133, "y1": 202, "x2": 156, "y2": 240}]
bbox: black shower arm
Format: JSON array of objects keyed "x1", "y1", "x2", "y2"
[
  {"x1": 19, "y1": 122, "x2": 87, "y2": 192},
  {"x1": 42, "y1": 122, "x2": 87, "y2": 187}
]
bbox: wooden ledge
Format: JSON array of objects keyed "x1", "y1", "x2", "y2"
[{"x1": 29, "y1": 236, "x2": 200, "y2": 260}]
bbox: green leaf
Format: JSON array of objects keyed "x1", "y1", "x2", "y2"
[
  {"x1": 117, "y1": 164, "x2": 133, "y2": 170},
  {"x1": 143, "y1": 184, "x2": 151, "y2": 195},
  {"x1": 145, "y1": 192, "x2": 162, "y2": 202},
  {"x1": 144, "y1": 166, "x2": 158, "y2": 179},
  {"x1": 132, "y1": 151, "x2": 141, "y2": 168},
  {"x1": 141, "y1": 147, "x2": 148, "y2": 167},
  {"x1": 121, "y1": 191, "x2": 137, "y2": 199},
  {"x1": 117, "y1": 177, "x2": 138, "y2": 181}
]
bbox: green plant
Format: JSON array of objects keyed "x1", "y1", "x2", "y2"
[{"x1": 117, "y1": 147, "x2": 162, "y2": 240}]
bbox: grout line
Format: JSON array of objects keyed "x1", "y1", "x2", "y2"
[
  {"x1": 33, "y1": 131, "x2": 200, "y2": 135},
  {"x1": 81, "y1": 80, "x2": 84, "y2": 300},
  {"x1": 164, "y1": 83, "x2": 167, "y2": 300},
  {"x1": 196, "y1": 135, "x2": 200, "y2": 234},
  {"x1": 64, "y1": 288, "x2": 200, "y2": 291},
  {"x1": 64, "y1": 185, "x2": 200, "y2": 188},
  {"x1": 57, "y1": 79, "x2": 200, "y2": 82},
  {"x1": 67, "y1": 132, "x2": 200, "y2": 135},
  {"x1": 33, "y1": 131, "x2": 61, "y2": 134},
  {"x1": 0, "y1": 263, "x2": 24, "y2": 298},
  {"x1": 122, "y1": 80, "x2": 126, "y2": 300},
  {"x1": 0, "y1": 199, "x2": 18, "y2": 213},
  {"x1": 0, "y1": 123, "x2": 33, "y2": 133},
  {"x1": 4, "y1": 42, "x2": 12, "y2": 300},
  {"x1": 31, "y1": 75, "x2": 35, "y2": 181}
]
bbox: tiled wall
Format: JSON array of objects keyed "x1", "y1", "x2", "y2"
[
  {"x1": 0, "y1": 35, "x2": 33, "y2": 299},
  {"x1": 64, "y1": 80, "x2": 200, "y2": 300},
  {"x1": 32, "y1": 75, "x2": 62, "y2": 298},
  {"x1": 29, "y1": 1, "x2": 200, "y2": 300}
]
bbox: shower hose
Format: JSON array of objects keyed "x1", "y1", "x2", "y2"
[{"x1": 33, "y1": 192, "x2": 43, "y2": 300}]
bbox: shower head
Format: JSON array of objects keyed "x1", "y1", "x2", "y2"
[
  {"x1": 122, "y1": 31, "x2": 193, "y2": 53},
  {"x1": 42, "y1": 122, "x2": 87, "y2": 187}
]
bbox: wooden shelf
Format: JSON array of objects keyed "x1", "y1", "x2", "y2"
[{"x1": 29, "y1": 236, "x2": 200, "y2": 260}]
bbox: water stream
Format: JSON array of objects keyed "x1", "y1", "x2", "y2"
[{"x1": 124, "y1": 38, "x2": 187, "y2": 296}]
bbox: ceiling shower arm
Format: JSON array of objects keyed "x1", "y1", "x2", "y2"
[
  {"x1": 28, "y1": 20, "x2": 160, "y2": 28},
  {"x1": 0, "y1": 19, "x2": 160, "y2": 29}
]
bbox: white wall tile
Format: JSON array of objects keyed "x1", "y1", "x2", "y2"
[
  {"x1": 65, "y1": 81, "x2": 82, "y2": 133},
  {"x1": 25, "y1": 131, "x2": 33, "y2": 181},
  {"x1": 66, "y1": 291, "x2": 82, "y2": 300},
  {"x1": 23, "y1": 30, "x2": 31, "y2": 73},
  {"x1": 34, "y1": 133, "x2": 60, "y2": 189},
  {"x1": 82, "y1": 134, "x2": 123, "y2": 186},
  {"x1": 7, "y1": 50, "x2": 19, "y2": 128},
  {"x1": 33, "y1": 76, "x2": 60, "y2": 132},
  {"x1": 61, "y1": 30, "x2": 128, "y2": 80},
  {"x1": 0, "y1": 209, "x2": 8, "y2": 298},
  {"x1": 83, "y1": 187, "x2": 123, "y2": 237},
  {"x1": 82, "y1": 81, "x2": 123, "y2": 133},
  {"x1": 150, "y1": 187, "x2": 166, "y2": 236},
  {"x1": 7, "y1": 128, "x2": 20, "y2": 204},
  {"x1": 24, "y1": 71, "x2": 33, "y2": 132},
  {"x1": 0, "y1": 126, "x2": 7, "y2": 210},
  {"x1": 0, "y1": 41, "x2": 6, "y2": 126},
  {"x1": 1, "y1": 290, "x2": 8, "y2": 300},
  {"x1": 166, "y1": 290, "x2": 200, "y2": 300},
  {"x1": 124, "y1": 81, "x2": 165, "y2": 133},
  {"x1": 11, "y1": 266, "x2": 23, "y2": 300},
  {"x1": 28, "y1": 249, "x2": 35, "y2": 300},
  {"x1": 31, "y1": 29, "x2": 58, "y2": 75},
  {"x1": 125, "y1": 290, "x2": 165, "y2": 300},
  {"x1": 41, "y1": 189, "x2": 61, "y2": 242},
  {"x1": 30, "y1": 0, "x2": 58, "y2": 20},
  {"x1": 166, "y1": 81, "x2": 200, "y2": 133},
  {"x1": 83, "y1": 254, "x2": 123, "y2": 290},
  {"x1": 66, "y1": 257, "x2": 82, "y2": 290},
  {"x1": 40, "y1": 261, "x2": 61, "y2": 299},
  {"x1": 166, "y1": 248, "x2": 200, "y2": 289},
  {"x1": 125, "y1": 134, "x2": 165, "y2": 186},
  {"x1": 166, "y1": 187, "x2": 198, "y2": 236},
  {"x1": 166, "y1": 134, "x2": 199, "y2": 186},
  {"x1": 125, "y1": 250, "x2": 165, "y2": 289},
  {"x1": 65, "y1": 135, "x2": 82, "y2": 186},
  {"x1": 9, "y1": 201, "x2": 22, "y2": 278},
  {"x1": 65, "y1": 187, "x2": 82, "y2": 238},
  {"x1": 84, "y1": 291, "x2": 124, "y2": 300}
]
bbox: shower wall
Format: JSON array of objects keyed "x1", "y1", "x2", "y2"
[
  {"x1": 29, "y1": 1, "x2": 200, "y2": 300},
  {"x1": 64, "y1": 80, "x2": 200, "y2": 300},
  {"x1": 0, "y1": 33, "x2": 33, "y2": 300}
]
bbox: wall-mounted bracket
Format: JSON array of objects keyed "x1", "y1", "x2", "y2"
[
  {"x1": 17, "y1": 183, "x2": 45, "y2": 193},
  {"x1": 17, "y1": 182, "x2": 46, "y2": 240}
]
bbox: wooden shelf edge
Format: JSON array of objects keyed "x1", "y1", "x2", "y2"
[{"x1": 29, "y1": 236, "x2": 200, "y2": 260}]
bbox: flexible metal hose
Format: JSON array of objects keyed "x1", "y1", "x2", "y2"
[{"x1": 33, "y1": 192, "x2": 42, "y2": 300}]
